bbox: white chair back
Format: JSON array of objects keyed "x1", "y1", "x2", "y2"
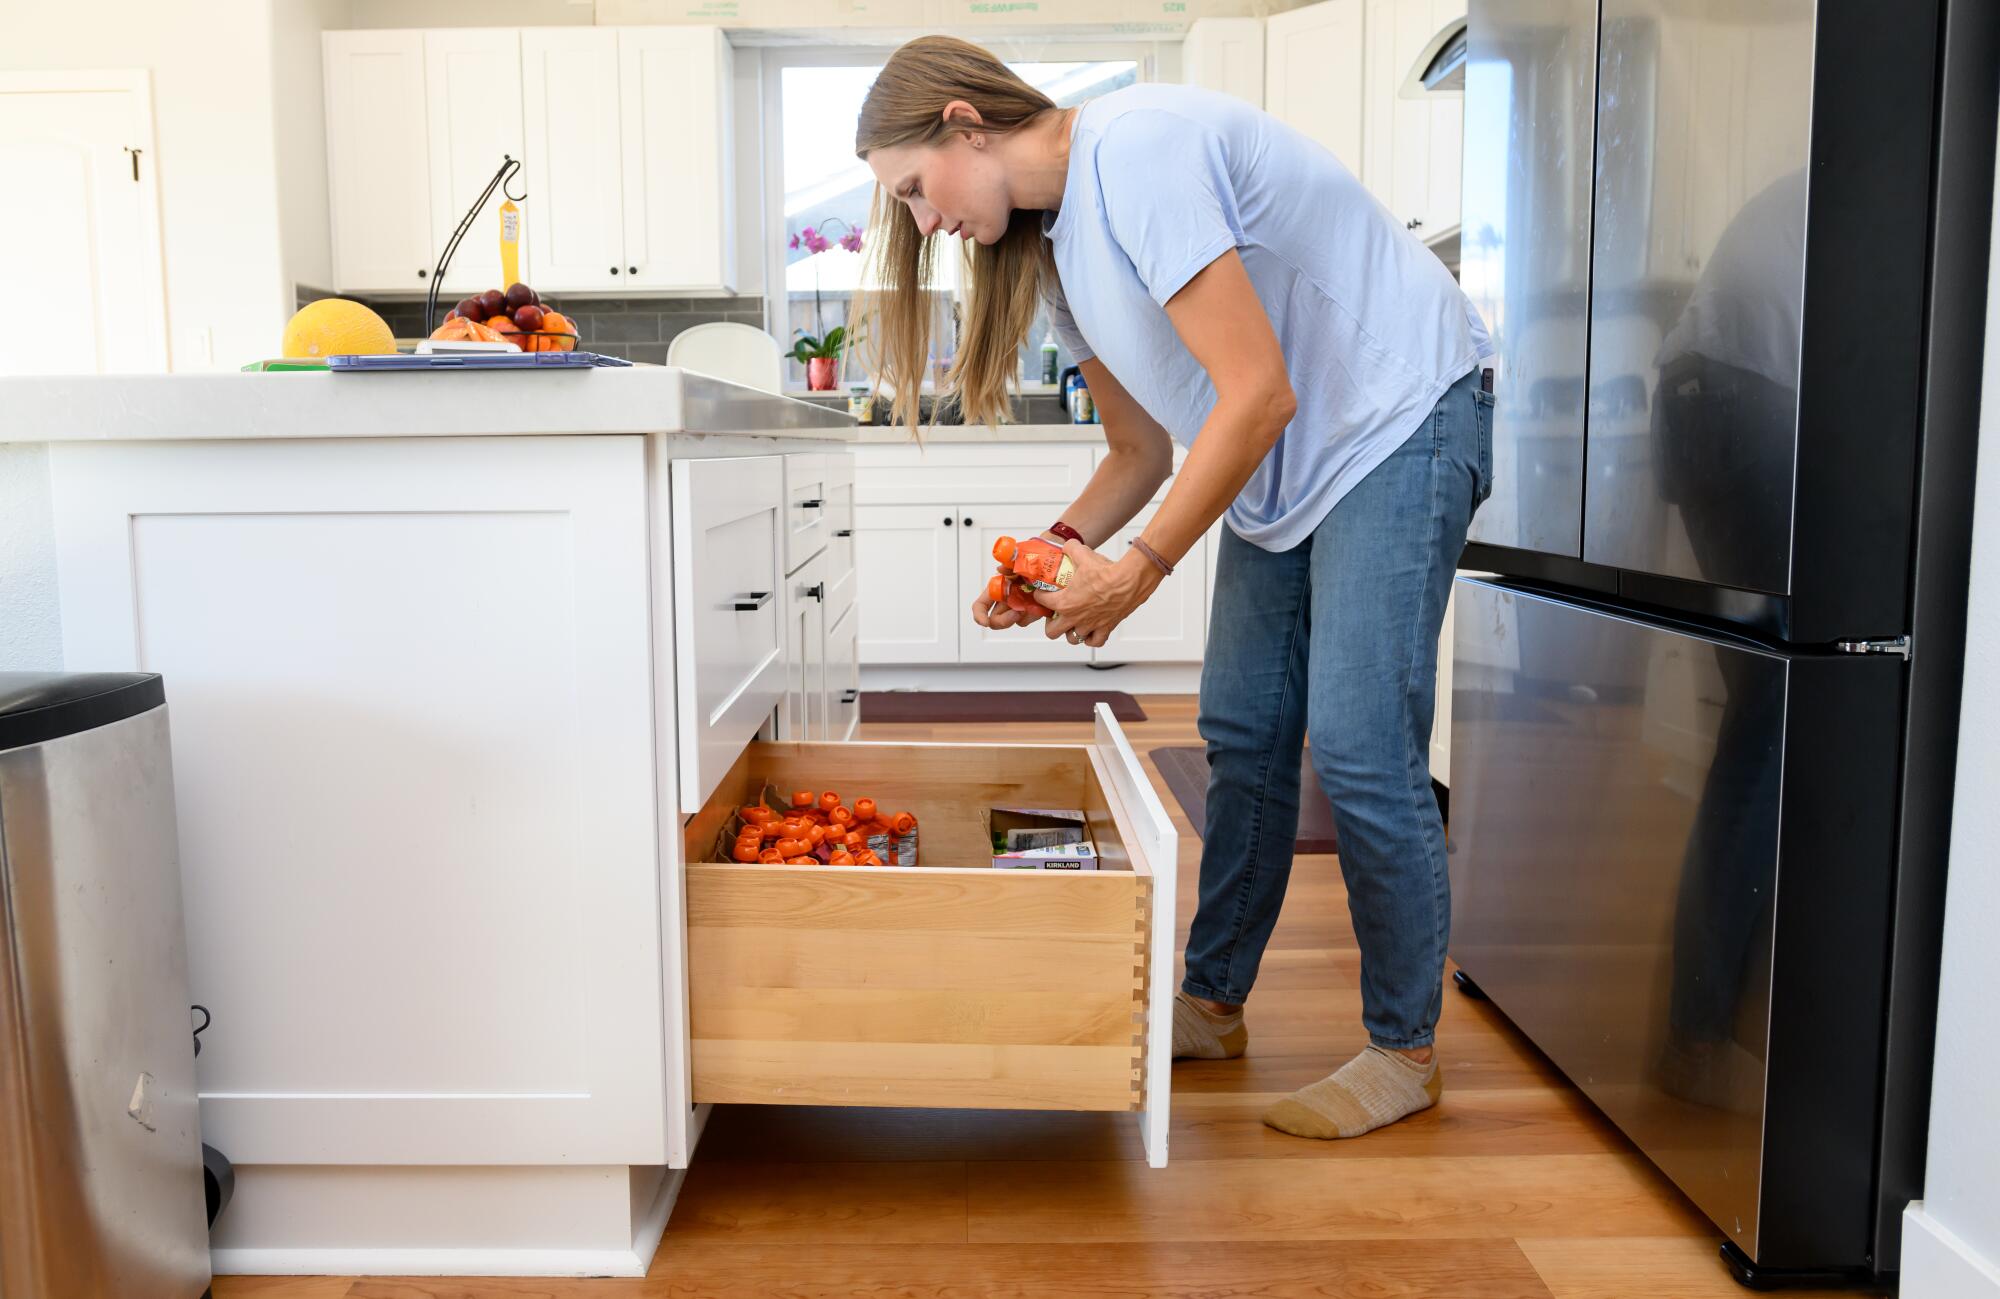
[{"x1": 665, "y1": 321, "x2": 784, "y2": 393}]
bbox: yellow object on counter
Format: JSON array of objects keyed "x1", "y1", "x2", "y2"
[{"x1": 500, "y1": 198, "x2": 522, "y2": 289}]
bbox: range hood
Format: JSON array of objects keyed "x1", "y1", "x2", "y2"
[{"x1": 1401, "y1": 16, "x2": 1466, "y2": 96}]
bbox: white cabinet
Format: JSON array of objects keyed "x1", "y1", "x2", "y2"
[
  {"x1": 854, "y1": 505, "x2": 959, "y2": 665},
  {"x1": 1432, "y1": 581, "x2": 1456, "y2": 786},
  {"x1": 521, "y1": 29, "x2": 626, "y2": 293},
  {"x1": 784, "y1": 548, "x2": 828, "y2": 741},
  {"x1": 1266, "y1": 0, "x2": 1365, "y2": 175},
  {"x1": 619, "y1": 28, "x2": 734, "y2": 293},
  {"x1": 826, "y1": 604, "x2": 859, "y2": 741},
  {"x1": 1361, "y1": 0, "x2": 1464, "y2": 237},
  {"x1": 1183, "y1": 17, "x2": 1266, "y2": 105},
  {"x1": 424, "y1": 30, "x2": 527, "y2": 299},
  {"x1": 1095, "y1": 505, "x2": 1210, "y2": 664},
  {"x1": 323, "y1": 31, "x2": 433, "y2": 294},
  {"x1": 670, "y1": 455, "x2": 787, "y2": 813},
  {"x1": 520, "y1": 27, "x2": 735, "y2": 295}
]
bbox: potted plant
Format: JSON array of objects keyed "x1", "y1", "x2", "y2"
[{"x1": 788, "y1": 219, "x2": 864, "y2": 391}]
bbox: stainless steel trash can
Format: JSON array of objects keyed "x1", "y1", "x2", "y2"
[{"x1": 0, "y1": 672, "x2": 210, "y2": 1298}]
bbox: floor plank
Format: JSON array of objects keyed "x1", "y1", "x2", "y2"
[
  {"x1": 1518, "y1": 1236, "x2": 1876, "y2": 1298},
  {"x1": 214, "y1": 695, "x2": 1790, "y2": 1299}
]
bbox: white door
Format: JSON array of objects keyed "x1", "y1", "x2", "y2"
[
  {"x1": 784, "y1": 549, "x2": 828, "y2": 741},
  {"x1": 323, "y1": 31, "x2": 434, "y2": 294},
  {"x1": 522, "y1": 29, "x2": 625, "y2": 292},
  {"x1": 0, "y1": 73, "x2": 167, "y2": 375},
  {"x1": 1265, "y1": 0, "x2": 1366, "y2": 175},
  {"x1": 958, "y1": 511, "x2": 1092, "y2": 666},
  {"x1": 1390, "y1": 0, "x2": 1436, "y2": 234},
  {"x1": 854, "y1": 505, "x2": 957, "y2": 665},
  {"x1": 619, "y1": 28, "x2": 733, "y2": 292},
  {"x1": 1092, "y1": 513, "x2": 1209, "y2": 664},
  {"x1": 425, "y1": 29, "x2": 526, "y2": 300}
]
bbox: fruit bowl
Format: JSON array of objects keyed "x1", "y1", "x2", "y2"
[
  {"x1": 515, "y1": 330, "x2": 579, "y2": 355},
  {"x1": 432, "y1": 283, "x2": 580, "y2": 354}
]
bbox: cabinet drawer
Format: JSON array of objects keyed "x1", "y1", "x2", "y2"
[
  {"x1": 784, "y1": 453, "x2": 832, "y2": 575},
  {"x1": 824, "y1": 463, "x2": 857, "y2": 630},
  {"x1": 681, "y1": 709, "x2": 1176, "y2": 1164},
  {"x1": 855, "y1": 444, "x2": 1095, "y2": 506},
  {"x1": 671, "y1": 455, "x2": 788, "y2": 813}
]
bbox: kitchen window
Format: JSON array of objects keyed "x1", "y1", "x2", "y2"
[{"x1": 761, "y1": 43, "x2": 1160, "y2": 397}]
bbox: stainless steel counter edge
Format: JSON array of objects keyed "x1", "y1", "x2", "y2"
[{"x1": 0, "y1": 369, "x2": 857, "y2": 443}]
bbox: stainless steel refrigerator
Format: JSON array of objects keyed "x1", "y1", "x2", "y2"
[{"x1": 1450, "y1": 0, "x2": 1998, "y2": 1284}]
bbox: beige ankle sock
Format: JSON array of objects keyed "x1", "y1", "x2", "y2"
[
  {"x1": 1263, "y1": 1046, "x2": 1442, "y2": 1139},
  {"x1": 1171, "y1": 990, "x2": 1247, "y2": 1060}
]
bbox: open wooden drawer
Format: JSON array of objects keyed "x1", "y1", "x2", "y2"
[{"x1": 681, "y1": 707, "x2": 1176, "y2": 1166}]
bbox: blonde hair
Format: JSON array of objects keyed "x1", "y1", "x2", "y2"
[{"x1": 856, "y1": 36, "x2": 1058, "y2": 431}]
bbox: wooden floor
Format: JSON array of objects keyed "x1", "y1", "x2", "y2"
[{"x1": 215, "y1": 696, "x2": 1870, "y2": 1299}]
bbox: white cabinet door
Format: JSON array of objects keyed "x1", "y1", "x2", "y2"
[
  {"x1": 521, "y1": 29, "x2": 624, "y2": 293},
  {"x1": 424, "y1": 30, "x2": 526, "y2": 300},
  {"x1": 48, "y1": 435, "x2": 665, "y2": 1165},
  {"x1": 826, "y1": 603, "x2": 860, "y2": 742},
  {"x1": 1390, "y1": 0, "x2": 1436, "y2": 234},
  {"x1": 958, "y1": 511, "x2": 1091, "y2": 666},
  {"x1": 855, "y1": 505, "x2": 957, "y2": 665},
  {"x1": 1362, "y1": 0, "x2": 1397, "y2": 205},
  {"x1": 670, "y1": 455, "x2": 787, "y2": 812},
  {"x1": 783, "y1": 548, "x2": 828, "y2": 741},
  {"x1": 1092, "y1": 511, "x2": 1209, "y2": 664},
  {"x1": 1424, "y1": 0, "x2": 1465, "y2": 235},
  {"x1": 1265, "y1": 0, "x2": 1365, "y2": 175},
  {"x1": 324, "y1": 31, "x2": 433, "y2": 294},
  {"x1": 619, "y1": 28, "x2": 734, "y2": 293},
  {"x1": 1183, "y1": 17, "x2": 1266, "y2": 105}
]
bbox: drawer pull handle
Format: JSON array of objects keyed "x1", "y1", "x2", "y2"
[
  {"x1": 835, "y1": 528, "x2": 854, "y2": 538},
  {"x1": 798, "y1": 498, "x2": 824, "y2": 509},
  {"x1": 805, "y1": 583, "x2": 826, "y2": 602},
  {"x1": 962, "y1": 517, "x2": 973, "y2": 527},
  {"x1": 733, "y1": 591, "x2": 774, "y2": 612},
  {"x1": 943, "y1": 516, "x2": 954, "y2": 526},
  {"x1": 840, "y1": 689, "x2": 859, "y2": 704}
]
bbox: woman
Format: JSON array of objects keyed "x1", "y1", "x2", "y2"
[{"x1": 858, "y1": 37, "x2": 1492, "y2": 1139}]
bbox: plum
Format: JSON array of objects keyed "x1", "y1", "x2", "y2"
[
  {"x1": 477, "y1": 289, "x2": 507, "y2": 318},
  {"x1": 455, "y1": 296, "x2": 483, "y2": 322},
  {"x1": 504, "y1": 282, "x2": 539, "y2": 311},
  {"x1": 513, "y1": 303, "x2": 545, "y2": 331}
]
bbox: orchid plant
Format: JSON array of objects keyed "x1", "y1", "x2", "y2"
[{"x1": 788, "y1": 218, "x2": 865, "y2": 370}]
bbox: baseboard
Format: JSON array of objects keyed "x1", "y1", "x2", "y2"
[
  {"x1": 629, "y1": 1164, "x2": 684, "y2": 1275},
  {"x1": 1903, "y1": 1203, "x2": 2000, "y2": 1298},
  {"x1": 210, "y1": 1245, "x2": 653, "y2": 1278}
]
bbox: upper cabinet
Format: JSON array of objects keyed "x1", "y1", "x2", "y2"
[
  {"x1": 1361, "y1": 0, "x2": 1464, "y2": 237},
  {"x1": 1265, "y1": 0, "x2": 1365, "y2": 175},
  {"x1": 425, "y1": 30, "x2": 528, "y2": 299},
  {"x1": 619, "y1": 28, "x2": 734, "y2": 293},
  {"x1": 324, "y1": 26, "x2": 735, "y2": 298},
  {"x1": 1183, "y1": 17, "x2": 1266, "y2": 106},
  {"x1": 324, "y1": 32, "x2": 433, "y2": 295},
  {"x1": 520, "y1": 30, "x2": 626, "y2": 293}
]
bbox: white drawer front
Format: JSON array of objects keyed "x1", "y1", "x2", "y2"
[
  {"x1": 784, "y1": 452, "x2": 830, "y2": 575},
  {"x1": 672, "y1": 455, "x2": 787, "y2": 813},
  {"x1": 826, "y1": 602, "x2": 860, "y2": 742},
  {"x1": 824, "y1": 472, "x2": 857, "y2": 631},
  {"x1": 854, "y1": 444, "x2": 1095, "y2": 506}
]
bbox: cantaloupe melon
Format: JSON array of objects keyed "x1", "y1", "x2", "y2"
[{"x1": 282, "y1": 299, "x2": 396, "y2": 358}]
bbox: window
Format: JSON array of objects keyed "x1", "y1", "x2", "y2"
[{"x1": 766, "y1": 48, "x2": 1147, "y2": 396}]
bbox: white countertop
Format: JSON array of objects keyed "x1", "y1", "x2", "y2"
[{"x1": 0, "y1": 368, "x2": 856, "y2": 443}]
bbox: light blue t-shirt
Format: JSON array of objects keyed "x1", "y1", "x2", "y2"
[{"x1": 1043, "y1": 84, "x2": 1492, "y2": 551}]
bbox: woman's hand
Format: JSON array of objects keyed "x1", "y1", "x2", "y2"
[
  {"x1": 1036, "y1": 539, "x2": 1164, "y2": 648},
  {"x1": 970, "y1": 584, "x2": 1049, "y2": 631}
]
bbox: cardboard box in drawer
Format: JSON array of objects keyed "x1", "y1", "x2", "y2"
[{"x1": 986, "y1": 806, "x2": 1098, "y2": 870}]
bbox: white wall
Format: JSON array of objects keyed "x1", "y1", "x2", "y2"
[
  {"x1": 0, "y1": 0, "x2": 293, "y2": 371},
  {"x1": 0, "y1": 445, "x2": 61, "y2": 670},
  {"x1": 1902, "y1": 119, "x2": 2000, "y2": 1299},
  {"x1": 273, "y1": 0, "x2": 353, "y2": 296}
]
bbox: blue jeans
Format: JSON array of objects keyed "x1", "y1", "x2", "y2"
[{"x1": 1183, "y1": 367, "x2": 1492, "y2": 1050}]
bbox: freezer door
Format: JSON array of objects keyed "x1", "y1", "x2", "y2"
[
  {"x1": 1448, "y1": 578, "x2": 1902, "y2": 1270},
  {"x1": 1460, "y1": 0, "x2": 1598, "y2": 558}
]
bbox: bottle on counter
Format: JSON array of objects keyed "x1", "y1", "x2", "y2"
[
  {"x1": 1071, "y1": 374, "x2": 1094, "y2": 424},
  {"x1": 1039, "y1": 332, "x2": 1059, "y2": 386}
]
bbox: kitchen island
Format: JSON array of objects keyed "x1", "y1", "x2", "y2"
[{"x1": 4, "y1": 368, "x2": 857, "y2": 1276}]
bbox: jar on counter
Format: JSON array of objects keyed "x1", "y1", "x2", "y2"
[{"x1": 847, "y1": 387, "x2": 876, "y2": 423}]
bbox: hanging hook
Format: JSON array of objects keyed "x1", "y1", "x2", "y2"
[{"x1": 502, "y1": 155, "x2": 527, "y2": 203}]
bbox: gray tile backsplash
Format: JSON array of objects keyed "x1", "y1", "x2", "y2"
[{"x1": 297, "y1": 287, "x2": 765, "y2": 364}]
